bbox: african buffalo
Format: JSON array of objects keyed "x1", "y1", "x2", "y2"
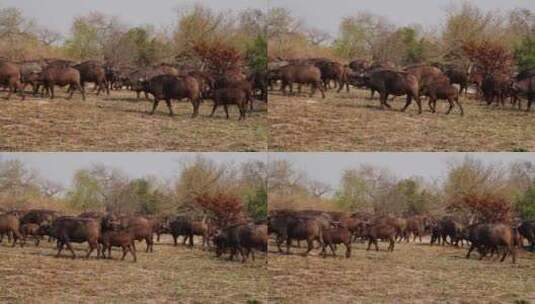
[
  {"x1": 464, "y1": 223, "x2": 516, "y2": 263},
  {"x1": 147, "y1": 75, "x2": 201, "y2": 118},
  {"x1": 0, "y1": 214, "x2": 23, "y2": 247},
  {"x1": 0, "y1": 61, "x2": 25, "y2": 100},
  {"x1": 279, "y1": 64, "x2": 325, "y2": 98}
]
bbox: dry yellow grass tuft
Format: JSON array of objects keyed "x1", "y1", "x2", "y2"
[
  {"x1": 0, "y1": 235, "x2": 268, "y2": 304},
  {"x1": 269, "y1": 89, "x2": 535, "y2": 151},
  {"x1": 0, "y1": 90, "x2": 267, "y2": 151},
  {"x1": 268, "y1": 239, "x2": 535, "y2": 304}
]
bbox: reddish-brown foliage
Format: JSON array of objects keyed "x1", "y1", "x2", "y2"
[
  {"x1": 462, "y1": 40, "x2": 515, "y2": 76},
  {"x1": 450, "y1": 194, "x2": 513, "y2": 223},
  {"x1": 192, "y1": 40, "x2": 242, "y2": 75},
  {"x1": 194, "y1": 192, "x2": 245, "y2": 227}
]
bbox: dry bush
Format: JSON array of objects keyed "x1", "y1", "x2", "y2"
[
  {"x1": 449, "y1": 194, "x2": 513, "y2": 224},
  {"x1": 194, "y1": 192, "x2": 245, "y2": 226},
  {"x1": 0, "y1": 196, "x2": 77, "y2": 214},
  {"x1": 462, "y1": 39, "x2": 515, "y2": 75},
  {"x1": 268, "y1": 194, "x2": 340, "y2": 212},
  {"x1": 191, "y1": 39, "x2": 243, "y2": 74},
  {"x1": 268, "y1": 37, "x2": 341, "y2": 61}
]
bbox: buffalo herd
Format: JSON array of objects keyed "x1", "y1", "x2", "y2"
[
  {"x1": 0, "y1": 208, "x2": 267, "y2": 263},
  {"x1": 0, "y1": 58, "x2": 267, "y2": 120},
  {"x1": 268, "y1": 57, "x2": 535, "y2": 115},
  {"x1": 268, "y1": 209, "x2": 535, "y2": 263}
]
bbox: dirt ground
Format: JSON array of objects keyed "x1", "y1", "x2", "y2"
[
  {"x1": 268, "y1": 239, "x2": 535, "y2": 304},
  {"x1": 0, "y1": 235, "x2": 268, "y2": 304},
  {"x1": 0, "y1": 90, "x2": 267, "y2": 151},
  {"x1": 269, "y1": 88, "x2": 535, "y2": 151}
]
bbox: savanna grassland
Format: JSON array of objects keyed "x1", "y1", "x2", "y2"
[
  {"x1": 0, "y1": 90, "x2": 267, "y2": 152},
  {"x1": 268, "y1": 239, "x2": 535, "y2": 304},
  {"x1": 268, "y1": 89, "x2": 535, "y2": 152},
  {"x1": 0, "y1": 235, "x2": 268, "y2": 304}
]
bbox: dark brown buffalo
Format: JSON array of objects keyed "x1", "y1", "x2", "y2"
[
  {"x1": 188, "y1": 70, "x2": 215, "y2": 100},
  {"x1": 279, "y1": 64, "x2": 325, "y2": 98},
  {"x1": 21, "y1": 209, "x2": 59, "y2": 226},
  {"x1": 360, "y1": 69, "x2": 421, "y2": 113},
  {"x1": 481, "y1": 73, "x2": 512, "y2": 107},
  {"x1": 247, "y1": 70, "x2": 268, "y2": 103},
  {"x1": 117, "y1": 216, "x2": 154, "y2": 253},
  {"x1": 315, "y1": 60, "x2": 345, "y2": 92},
  {"x1": 169, "y1": 216, "x2": 194, "y2": 247},
  {"x1": 100, "y1": 229, "x2": 137, "y2": 262},
  {"x1": 40, "y1": 66, "x2": 86, "y2": 100},
  {"x1": 147, "y1": 75, "x2": 201, "y2": 118},
  {"x1": 320, "y1": 223, "x2": 352, "y2": 258},
  {"x1": 374, "y1": 215, "x2": 407, "y2": 241},
  {"x1": 268, "y1": 213, "x2": 322, "y2": 256},
  {"x1": 190, "y1": 220, "x2": 212, "y2": 249},
  {"x1": 362, "y1": 221, "x2": 396, "y2": 251},
  {"x1": 404, "y1": 215, "x2": 426, "y2": 242},
  {"x1": 431, "y1": 217, "x2": 464, "y2": 246},
  {"x1": 0, "y1": 214, "x2": 23, "y2": 247},
  {"x1": 21, "y1": 223, "x2": 41, "y2": 246},
  {"x1": 513, "y1": 73, "x2": 535, "y2": 111},
  {"x1": 145, "y1": 215, "x2": 166, "y2": 242},
  {"x1": 19, "y1": 60, "x2": 46, "y2": 95},
  {"x1": 78, "y1": 211, "x2": 106, "y2": 219},
  {"x1": 210, "y1": 87, "x2": 248, "y2": 120},
  {"x1": 518, "y1": 220, "x2": 535, "y2": 250},
  {"x1": 50, "y1": 216, "x2": 101, "y2": 259},
  {"x1": 349, "y1": 59, "x2": 371, "y2": 73},
  {"x1": 0, "y1": 61, "x2": 25, "y2": 100},
  {"x1": 45, "y1": 59, "x2": 75, "y2": 68},
  {"x1": 213, "y1": 223, "x2": 267, "y2": 262},
  {"x1": 422, "y1": 77, "x2": 464, "y2": 116},
  {"x1": 73, "y1": 61, "x2": 109, "y2": 96},
  {"x1": 445, "y1": 69, "x2": 469, "y2": 94},
  {"x1": 126, "y1": 68, "x2": 161, "y2": 99},
  {"x1": 405, "y1": 65, "x2": 445, "y2": 93},
  {"x1": 464, "y1": 223, "x2": 516, "y2": 263}
]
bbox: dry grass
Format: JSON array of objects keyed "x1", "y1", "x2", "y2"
[
  {"x1": 0, "y1": 90, "x2": 267, "y2": 151},
  {"x1": 268, "y1": 239, "x2": 535, "y2": 304},
  {"x1": 0, "y1": 235, "x2": 268, "y2": 304},
  {"x1": 269, "y1": 89, "x2": 535, "y2": 151}
]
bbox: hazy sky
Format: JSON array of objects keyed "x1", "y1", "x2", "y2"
[
  {"x1": 2, "y1": 0, "x2": 266, "y2": 35},
  {"x1": 272, "y1": 153, "x2": 535, "y2": 189},
  {"x1": 0, "y1": 152, "x2": 266, "y2": 187},
  {"x1": 2, "y1": 152, "x2": 533, "y2": 190},
  {"x1": 4, "y1": 1, "x2": 534, "y2": 37},
  {"x1": 268, "y1": 0, "x2": 535, "y2": 35}
]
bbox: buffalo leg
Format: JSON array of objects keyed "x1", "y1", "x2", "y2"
[
  {"x1": 191, "y1": 99, "x2": 200, "y2": 118},
  {"x1": 455, "y1": 98, "x2": 464, "y2": 116},
  {"x1": 466, "y1": 245, "x2": 475, "y2": 259},
  {"x1": 66, "y1": 241, "x2": 76, "y2": 259},
  {"x1": 121, "y1": 247, "x2": 127, "y2": 260},
  {"x1": 130, "y1": 245, "x2": 137, "y2": 262},
  {"x1": 49, "y1": 86, "x2": 55, "y2": 100},
  {"x1": 78, "y1": 84, "x2": 86, "y2": 101},
  {"x1": 401, "y1": 95, "x2": 412, "y2": 112},
  {"x1": 223, "y1": 104, "x2": 229, "y2": 120},
  {"x1": 210, "y1": 103, "x2": 218, "y2": 117},
  {"x1": 165, "y1": 99, "x2": 174, "y2": 116},
  {"x1": 56, "y1": 241, "x2": 65, "y2": 257},
  {"x1": 446, "y1": 98, "x2": 454, "y2": 115},
  {"x1": 304, "y1": 239, "x2": 314, "y2": 256},
  {"x1": 329, "y1": 244, "x2": 336, "y2": 257},
  {"x1": 150, "y1": 99, "x2": 160, "y2": 115}
]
